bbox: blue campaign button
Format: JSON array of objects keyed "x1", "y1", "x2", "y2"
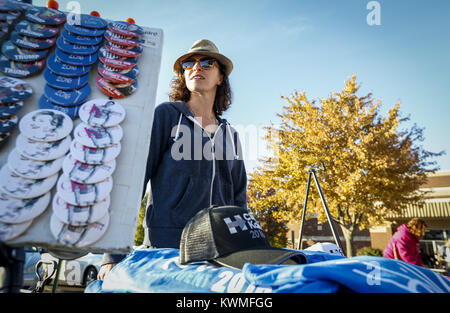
[
  {"x1": 61, "y1": 29, "x2": 103, "y2": 46},
  {"x1": 10, "y1": 30, "x2": 56, "y2": 50},
  {"x1": 56, "y1": 36, "x2": 99, "y2": 55},
  {"x1": 0, "y1": 114, "x2": 18, "y2": 133},
  {"x1": 25, "y1": 6, "x2": 66, "y2": 26},
  {"x1": 44, "y1": 83, "x2": 91, "y2": 107},
  {"x1": 2, "y1": 40, "x2": 48, "y2": 62},
  {"x1": 47, "y1": 53, "x2": 91, "y2": 77},
  {"x1": 64, "y1": 23, "x2": 105, "y2": 37},
  {"x1": 0, "y1": 76, "x2": 33, "y2": 103},
  {"x1": 44, "y1": 67, "x2": 89, "y2": 91},
  {"x1": 0, "y1": 101, "x2": 23, "y2": 118},
  {"x1": 66, "y1": 14, "x2": 107, "y2": 29},
  {"x1": 38, "y1": 95, "x2": 80, "y2": 120},
  {"x1": 15, "y1": 19, "x2": 60, "y2": 39},
  {"x1": 0, "y1": 54, "x2": 46, "y2": 78},
  {"x1": 55, "y1": 48, "x2": 98, "y2": 66}
]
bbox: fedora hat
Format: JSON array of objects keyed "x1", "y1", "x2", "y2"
[{"x1": 173, "y1": 39, "x2": 233, "y2": 76}]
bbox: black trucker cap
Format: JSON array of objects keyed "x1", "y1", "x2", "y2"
[{"x1": 179, "y1": 205, "x2": 307, "y2": 269}]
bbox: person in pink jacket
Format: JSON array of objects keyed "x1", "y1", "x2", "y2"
[{"x1": 383, "y1": 218, "x2": 427, "y2": 266}]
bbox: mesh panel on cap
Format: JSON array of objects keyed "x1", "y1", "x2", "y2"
[{"x1": 179, "y1": 208, "x2": 218, "y2": 264}]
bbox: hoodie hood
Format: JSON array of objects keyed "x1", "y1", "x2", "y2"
[
  {"x1": 168, "y1": 101, "x2": 229, "y2": 125},
  {"x1": 168, "y1": 101, "x2": 238, "y2": 159}
]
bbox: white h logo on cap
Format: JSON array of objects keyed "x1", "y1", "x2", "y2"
[{"x1": 223, "y1": 215, "x2": 248, "y2": 234}]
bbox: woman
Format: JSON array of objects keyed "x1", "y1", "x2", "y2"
[
  {"x1": 383, "y1": 218, "x2": 427, "y2": 266},
  {"x1": 99, "y1": 39, "x2": 247, "y2": 279}
]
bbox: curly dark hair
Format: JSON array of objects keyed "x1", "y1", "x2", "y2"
[
  {"x1": 407, "y1": 218, "x2": 427, "y2": 238},
  {"x1": 169, "y1": 60, "x2": 232, "y2": 116}
]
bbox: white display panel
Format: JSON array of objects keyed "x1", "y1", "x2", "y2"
[{"x1": 0, "y1": 23, "x2": 163, "y2": 256}]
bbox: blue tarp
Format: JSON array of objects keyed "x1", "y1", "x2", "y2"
[{"x1": 85, "y1": 248, "x2": 450, "y2": 293}]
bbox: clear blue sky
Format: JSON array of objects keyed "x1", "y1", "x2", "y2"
[{"x1": 35, "y1": 0, "x2": 450, "y2": 173}]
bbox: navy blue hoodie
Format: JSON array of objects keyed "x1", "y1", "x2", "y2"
[{"x1": 102, "y1": 101, "x2": 247, "y2": 264}]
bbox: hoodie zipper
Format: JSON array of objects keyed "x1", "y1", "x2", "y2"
[{"x1": 186, "y1": 115, "x2": 222, "y2": 207}]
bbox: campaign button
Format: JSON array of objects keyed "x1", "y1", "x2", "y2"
[
  {"x1": 2, "y1": 40, "x2": 48, "y2": 62},
  {"x1": 38, "y1": 95, "x2": 80, "y2": 120},
  {"x1": 0, "y1": 76, "x2": 32, "y2": 103},
  {"x1": 97, "y1": 75, "x2": 138, "y2": 98},
  {"x1": 104, "y1": 42, "x2": 141, "y2": 58},
  {"x1": 8, "y1": 148, "x2": 64, "y2": 180},
  {"x1": 55, "y1": 48, "x2": 98, "y2": 66},
  {"x1": 61, "y1": 29, "x2": 103, "y2": 46},
  {"x1": 64, "y1": 22, "x2": 105, "y2": 37},
  {"x1": 99, "y1": 56, "x2": 136, "y2": 70},
  {"x1": 74, "y1": 122, "x2": 123, "y2": 148},
  {"x1": 50, "y1": 211, "x2": 109, "y2": 247},
  {"x1": 56, "y1": 173, "x2": 113, "y2": 206},
  {"x1": 98, "y1": 61, "x2": 139, "y2": 80},
  {"x1": 44, "y1": 67, "x2": 89, "y2": 90},
  {"x1": 52, "y1": 193, "x2": 109, "y2": 226},
  {"x1": 70, "y1": 140, "x2": 121, "y2": 165},
  {"x1": 56, "y1": 36, "x2": 99, "y2": 56},
  {"x1": 104, "y1": 41, "x2": 143, "y2": 54},
  {"x1": 62, "y1": 153, "x2": 116, "y2": 184},
  {"x1": 0, "y1": 11, "x2": 21, "y2": 21},
  {"x1": 44, "y1": 83, "x2": 91, "y2": 107},
  {"x1": 79, "y1": 98, "x2": 125, "y2": 127},
  {"x1": 15, "y1": 19, "x2": 59, "y2": 39},
  {"x1": 16, "y1": 132, "x2": 71, "y2": 162},
  {"x1": 104, "y1": 30, "x2": 141, "y2": 48},
  {"x1": 46, "y1": 52, "x2": 91, "y2": 77},
  {"x1": 11, "y1": 31, "x2": 56, "y2": 50},
  {"x1": 0, "y1": 165, "x2": 58, "y2": 199},
  {"x1": 107, "y1": 21, "x2": 143, "y2": 38},
  {"x1": 0, "y1": 101, "x2": 22, "y2": 118},
  {"x1": 0, "y1": 191, "x2": 50, "y2": 224},
  {"x1": 0, "y1": 1, "x2": 30, "y2": 12},
  {"x1": 0, "y1": 114, "x2": 18, "y2": 133},
  {"x1": 0, "y1": 55, "x2": 46, "y2": 78},
  {"x1": 95, "y1": 75, "x2": 124, "y2": 99},
  {"x1": 99, "y1": 46, "x2": 138, "y2": 64},
  {"x1": 66, "y1": 13, "x2": 107, "y2": 29},
  {"x1": 0, "y1": 219, "x2": 33, "y2": 241},
  {"x1": 98, "y1": 67, "x2": 134, "y2": 84},
  {"x1": 0, "y1": 131, "x2": 10, "y2": 143},
  {"x1": 19, "y1": 109, "x2": 73, "y2": 142},
  {"x1": 25, "y1": 6, "x2": 66, "y2": 26}
]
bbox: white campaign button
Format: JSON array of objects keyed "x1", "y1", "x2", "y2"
[
  {"x1": 8, "y1": 148, "x2": 64, "y2": 179},
  {"x1": 52, "y1": 193, "x2": 110, "y2": 226},
  {"x1": 50, "y1": 211, "x2": 110, "y2": 247},
  {"x1": 16, "y1": 133, "x2": 71, "y2": 161},
  {"x1": 0, "y1": 191, "x2": 51, "y2": 224},
  {"x1": 69, "y1": 140, "x2": 121, "y2": 164},
  {"x1": 62, "y1": 153, "x2": 116, "y2": 184},
  {"x1": 19, "y1": 109, "x2": 73, "y2": 142},
  {"x1": 79, "y1": 99, "x2": 126, "y2": 127},
  {"x1": 73, "y1": 122, "x2": 123, "y2": 148},
  {"x1": 0, "y1": 219, "x2": 33, "y2": 241},
  {"x1": 0, "y1": 165, "x2": 58, "y2": 199},
  {"x1": 56, "y1": 174, "x2": 113, "y2": 206}
]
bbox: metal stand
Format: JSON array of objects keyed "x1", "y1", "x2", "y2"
[{"x1": 296, "y1": 169, "x2": 344, "y2": 254}]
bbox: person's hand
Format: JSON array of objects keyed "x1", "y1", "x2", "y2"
[{"x1": 97, "y1": 263, "x2": 116, "y2": 280}]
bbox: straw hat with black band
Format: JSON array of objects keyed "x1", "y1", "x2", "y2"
[{"x1": 173, "y1": 39, "x2": 233, "y2": 77}]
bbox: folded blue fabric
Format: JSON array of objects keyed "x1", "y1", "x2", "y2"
[{"x1": 85, "y1": 248, "x2": 450, "y2": 293}]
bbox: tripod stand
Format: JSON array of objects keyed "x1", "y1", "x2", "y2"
[{"x1": 296, "y1": 169, "x2": 344, "y2": 254}]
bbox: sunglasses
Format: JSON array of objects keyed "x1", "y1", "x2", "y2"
[{"x1": 180, "y1": 58, "x2": 216, "y2": 71}]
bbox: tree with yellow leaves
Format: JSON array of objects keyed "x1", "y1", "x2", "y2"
[{"x1": 247, "y1": 75, "x2": 443, "y2": 256}]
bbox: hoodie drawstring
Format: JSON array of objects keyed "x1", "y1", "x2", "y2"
[{"x1": 173, "y1": 113, "x2": 183, "y2": 142}]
